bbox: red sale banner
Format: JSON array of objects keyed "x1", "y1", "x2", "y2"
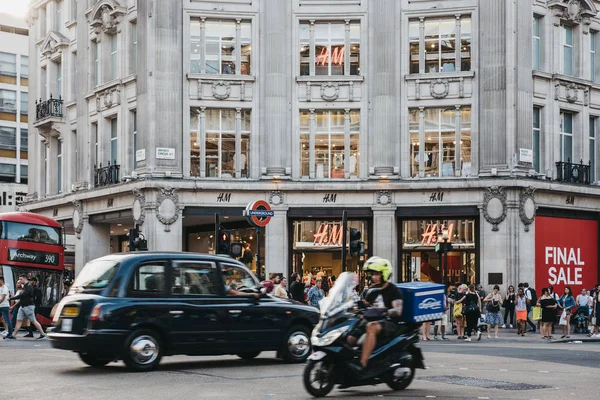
[{"x1": 535, "y1": 216, "x2": 598, "y2": 296}]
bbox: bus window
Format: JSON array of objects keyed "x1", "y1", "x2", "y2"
[{"x1": 3, "y1": 221, "x2": 62, "y2": 246}]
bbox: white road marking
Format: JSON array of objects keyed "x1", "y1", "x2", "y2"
[{"x1": 459, "y1": 367, "x2": 468, "y2": 370}]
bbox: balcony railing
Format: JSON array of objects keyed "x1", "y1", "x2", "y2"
[
  {"x1": 555, "y1": 159, "x2": 591, "y2": 185},
  {"x1": 35, "y1": 95, "x2": 63, "y2": 121},
  {"x1": 93, "y1": 161, "x2": 120, "y2": 187}
]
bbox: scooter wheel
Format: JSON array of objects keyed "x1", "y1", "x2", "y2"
[
  {"x1": 387, "y1": 363, "x2": 415, "y2": 391},
  {"x1": 303, "y1": 360, "x2": 335, "y2": 397}
]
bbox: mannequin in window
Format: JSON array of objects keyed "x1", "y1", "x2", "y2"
[{"x1": 331, "y1": 153, "x2": 344, "y2": 178}]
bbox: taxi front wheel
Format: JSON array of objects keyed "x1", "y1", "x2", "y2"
[
  {"x1": 79, "y1": 353, "x2": 112, "y2": 368},
  {"x1": 122, "y1": 329, "x2": 163, "y2": 372}
]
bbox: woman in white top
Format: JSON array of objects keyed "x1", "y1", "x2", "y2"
[
  {"x1": 576, "y1": 288, "x2": 591, "y2": 314},
  {"x1": 274, "y1": 278, "x2": 289, "y2": 299}
]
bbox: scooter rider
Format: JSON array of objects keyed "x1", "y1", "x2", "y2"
[{"x1": 347, "y1": 257, "x2": 404, "y2": 375}]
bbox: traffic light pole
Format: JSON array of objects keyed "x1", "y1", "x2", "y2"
[
  {"x1": 341, "y1": 210, "x2": 348, "y2": 273},
  {"x1": 215, "y1": 213, "x2": 220, "y2": 254},
  {"x1": 256, "y1": 226, "x2": 262, "y2": 280}
]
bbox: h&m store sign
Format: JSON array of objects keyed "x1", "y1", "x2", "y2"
[{"x1": 535, "y1": 216, "x2": 598, "y2": 295}]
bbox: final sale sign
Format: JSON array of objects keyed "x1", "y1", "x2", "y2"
[{"x1": 535, "y1": 216, "x2": 598, "y2": 296}]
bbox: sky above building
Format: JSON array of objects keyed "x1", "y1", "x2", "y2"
[{"x1": 0, "y1": 0, "x2": 28, "y2": 17}]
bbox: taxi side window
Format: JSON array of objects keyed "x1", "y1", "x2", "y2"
[
  {"x1": 171, "y1": 262, "x2": 218, "y2": 296},
  {"x1": 221, "y1": 264, "x2": 259, "y2": 292},
  {"x1": 129, "y1": 263, "x2": 166, "y2": 295}
]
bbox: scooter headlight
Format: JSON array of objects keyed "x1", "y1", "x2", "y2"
[{"x1": 311, "y1": 325, "x2": 350, "y2": 347}]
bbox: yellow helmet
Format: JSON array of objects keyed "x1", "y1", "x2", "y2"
[{"x1": 363, "y1": 256, "x2": 393, "y2": 281}]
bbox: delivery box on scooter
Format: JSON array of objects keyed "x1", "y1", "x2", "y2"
[{"x1": 395, "y1": 282, "x2": 446, "y2": 323}]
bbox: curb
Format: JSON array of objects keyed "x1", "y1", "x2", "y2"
[{"x1": 551, "y1": 337, "x2": 600, "y2": 343}]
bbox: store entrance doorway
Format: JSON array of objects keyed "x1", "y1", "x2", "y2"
[{"x1": 401, "y1": 250, "x2": 476, "y2": 286}]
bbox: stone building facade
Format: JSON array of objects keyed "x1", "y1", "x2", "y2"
[{"x1": 22, "y1": 0, "x2": 600, "y2": 294}]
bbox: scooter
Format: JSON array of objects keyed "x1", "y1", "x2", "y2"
[{"x1": 303, "y1": 272, "x2": 425, "y2": 397}]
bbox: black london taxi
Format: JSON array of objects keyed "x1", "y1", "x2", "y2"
[{"x1": 48, "y1": 252, "x2": 319, "y2": 371}]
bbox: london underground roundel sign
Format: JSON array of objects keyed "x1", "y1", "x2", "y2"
[{"x1": 245, "y1": 200, "x2": 274, "y2": 227}]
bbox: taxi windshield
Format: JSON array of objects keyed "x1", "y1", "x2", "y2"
[{"x1": 73, "y1": 259, "x2": 120, "y2": 290}]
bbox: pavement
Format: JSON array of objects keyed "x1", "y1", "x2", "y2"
[{"x1": 1, "y1": 327, "x2": 599, "y2": 399}]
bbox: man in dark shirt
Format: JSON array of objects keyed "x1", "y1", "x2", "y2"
[
  {"x1": 348, "y1": 257, "x2": 403, "y2": 375},
  {"x1": 7, "y1": 275, "x2": 45, "y2": 339},
  {"x1": 25, "y1": 277, "x2": 43, "y2": 338},
  {"x1": 289, "y1": 272, "x2": 311, "y2": 304}
]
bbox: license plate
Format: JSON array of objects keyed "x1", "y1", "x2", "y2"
[
  {"x1": 61, "y1": 319, "x2": 73, "y2": 332},
  {"x1": 62, "y1": 306, "x2": 79, "y2": 317}
]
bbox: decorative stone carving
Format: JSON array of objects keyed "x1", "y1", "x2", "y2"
[
  {"x1": 197, "y1": 79, "x2": 203, "y2": 99},
  {"x1": 212, "y1": 81, "x2": 231, "y2": 100},
  {"x1": 96, "y1": 86, "x2": 122, "y2": 110},
  {"x1": 87, "y1": 1, "x2": 127, "y2": 35},
  {"x1": 25, "y1": 9, "x2": 38, "y2": 27},
  {"x1": 565, "y1": 0, "x2": 583, "y2": 23},
  {"x1": 483, "y1": 186, "x2": 507, "y2": 231},
  {"x1": 519, "y1": 187, "x2": 536, "y2": 232},
  {"x1": 40, "y1": 31, "x2": 69, "y2": 57},
  {"x1": 376, "y1": 190, "x2": 392, "y2": 206},
  {"x1": 156, "y1": 187, "x2": 179, "y2": 232},
  {"x1": 349, "y1": 81, "x2": 354, "y2": 101},
  {"x1": 72, "y1": 200, "x2": 84, "y2": 239},
  {"x1": 269, "y1": 190, "x2": 284, "y2": 206},
  {"x1": 306, "y1": 82, "x2": 311, "y2": 102},
  {"x1": 320, "y1": 82, "x2": 340, "y2": 101},
  {"x1": 565, "y1": 83, "x2": 579, "y2": 103},
  {"x1": 430, "y1": 79, "x2": 450, "y2": 99},
  {"x1": 132, "y1": 189, "x2": 146, "y2": 227}
]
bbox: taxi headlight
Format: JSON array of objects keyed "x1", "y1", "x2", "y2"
[{"x1": 311, "y1": 325, "x2": 350, "y2": 347}]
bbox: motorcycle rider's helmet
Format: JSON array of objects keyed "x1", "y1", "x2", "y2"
[{"x1": 363, "y1": 256, "x2": 392, "y2": 281}]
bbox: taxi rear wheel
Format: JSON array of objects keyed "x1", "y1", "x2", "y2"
[
  {"x1": 122, "y1": 329, "x2": 163, "y2": 372},
  {"x1": 237, "y1": 351, "x2": 261, "y2": 360},
  {"x1": 79, "y1": 353, "x2": 112, "y2": 368},
  {"x1": 280, "y1": 325, "x2": 311, "y2": 363}
]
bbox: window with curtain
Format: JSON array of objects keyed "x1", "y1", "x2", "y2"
[
  {"x1": 0, "y1": 89, "x2": 17, "y2": 113},
  {"x1": 0, "y1": 126, "x2": 16, "y2": 150},
  {"x1": 131, "y1": 22, "x2": 137, "y2": 74},
  {"x1": 20, "y1": 55, "x2": 28, "y2": 78},
  {"x1": 0, "y1": 52, "x2": 16, "y2": 76},
  {"x1": 591, "y1": 31, "x2": 596, "y2": 82},
  {"x1": 110, "y1": 118, "x2": 118, "y2": 164},
  {"x1": 562, "y1": 24, "x2": 574, "y2": 76},
  {"x1": 410, "y1": 107, "x2": 471, "y2": 177},
  {"x1": 20, "y1": 128, "x2": 27, "y2": 151},
  {"x1": 57, "y1": 141, "x2": 62, "y2": 193},
  {"x1": 533, "y1": 107, "x2": 541, "y2": 173},
  {"x1": 110, "y1": 34, "x2": 118, "y2": 80},
  {"x1": 20, "y1": 92, "x2": 27, "y2": 115},
  {"x1": 533, "y1": 16, "x2": 541, "y2": 70},
  {"x1": 560, "y1": 111, "x2": 573, "y2": 162},
  {"x1": 190, "y1": 19, "x2": 251, "y2": 75},
  {"x1": 409, "y1": 16, "x2": 471, "y2": 74},
  {"x1": 0, "y1": 163, "x2": 16, "y2": 182},
  {"x1": 299, "y1": 110, "x2": 359, "y2": 179}
]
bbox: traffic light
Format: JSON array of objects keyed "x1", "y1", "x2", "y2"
[
  {"x1": 128, "y1": 227, "x2": 148, "y2": 251},
  {"x1": 349, "y1": 228, "x2": 365, "y2": 257},
  {"x1": 217, "y1": 229, "x2": 231, "y2": 255},
  {"x1": 230, "y1": 242, "x2": 243, "y2": 258}
]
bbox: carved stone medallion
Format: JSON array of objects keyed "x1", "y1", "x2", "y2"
[
  {"x1": 519, "y1": 187, "x2": 536, "y2": 232},
  {"x1": 483, "y1": 186, "x2": 507, "y2": 231},
  {"x1": 320, "y1": 82, "x2": 340, "y2": 101},
  {"x1": 156, "y1": 187, "x2": 179, "y2": 232},
  {"x1": 376, "y1": 190, "x2": 392, "y2": 206},
  {"x1": 430, "y1": 79, "x2": 450, "y2": 99},
  {"x1": 72, "y1": 200, "x2": 84, "y2": 239},
  {"x1": 212, "y1": 81, "x2": 231, "y2": 100},
  {"x1": 132, "y1": 188, "x2": 146, "y2": 227},
  {"x1": 269, "y1": 190, "x2": 284, "y2": 206}
]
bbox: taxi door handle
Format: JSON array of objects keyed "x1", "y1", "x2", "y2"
[
  {"x1": 169, "y1": 310, "x2": 184, "y2": 315},
  {"x1": 229, "y1": 310, "x2": 242, "y2": 314}
]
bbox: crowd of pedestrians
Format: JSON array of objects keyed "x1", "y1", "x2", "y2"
[{"x1": 0, "y1": 274, "x2": 46, "y2": 340}]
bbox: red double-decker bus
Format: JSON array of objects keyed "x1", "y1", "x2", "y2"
[{"x1": 0, "y1": 212, "x2": 65, "y2": 325}]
